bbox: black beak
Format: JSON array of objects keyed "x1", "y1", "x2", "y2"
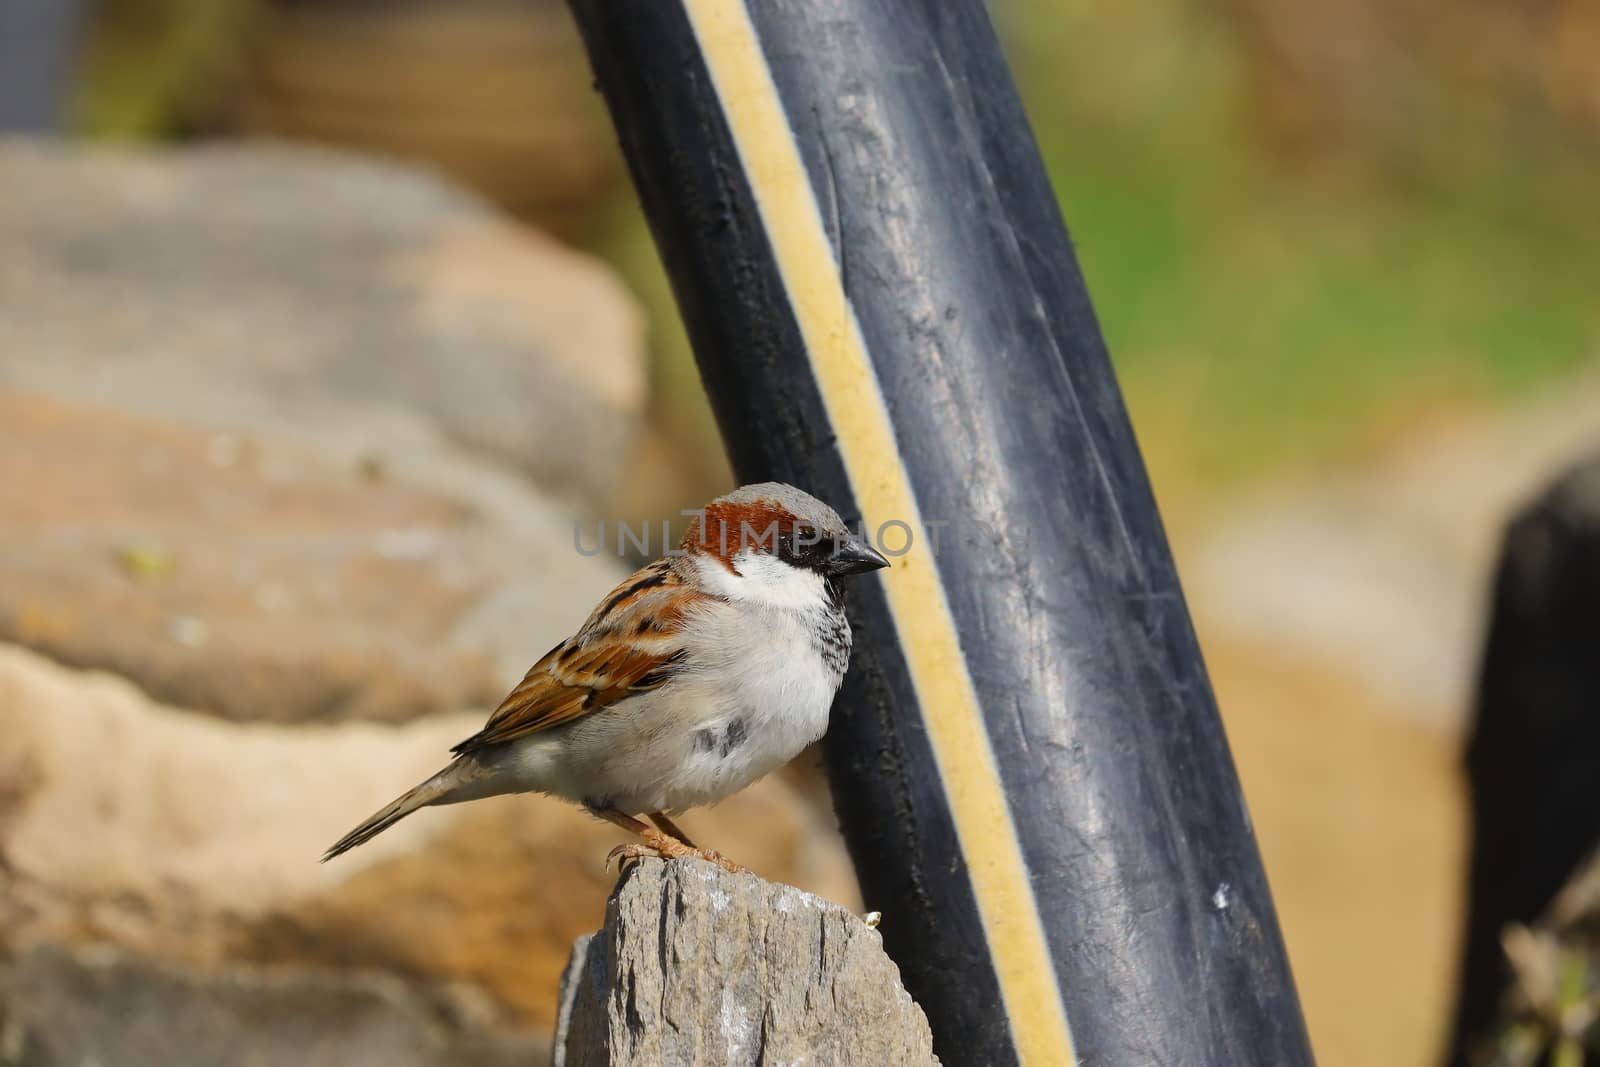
[{"x1": 825, "y1": 533, "x2": 890, "y2": 576}]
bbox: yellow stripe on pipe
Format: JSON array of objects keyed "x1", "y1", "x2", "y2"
[{"x1": 680, "y1": 3, "x2": 1078, "y2": 1063}]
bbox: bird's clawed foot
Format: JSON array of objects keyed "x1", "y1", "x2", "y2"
[
  {"x1": 591, "y1": 807, "x2": 749, "y2": 875},
  {"x1": 604, "y1": 828, "x2": 748, "y2": 875}
]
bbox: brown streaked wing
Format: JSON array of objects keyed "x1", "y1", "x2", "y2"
[{"x1": 451, "y1": 559, "x2": 707, "y2": 754}]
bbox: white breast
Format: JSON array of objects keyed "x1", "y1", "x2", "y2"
[{"x1": 512, "y1": 553, "x2": 849, "y2": 814}]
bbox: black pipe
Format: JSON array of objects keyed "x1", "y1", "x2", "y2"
[
  {"x1": 566, "y1": 1, "x2": 1314, "y2": 1063},
  {"x1": 1445, "y1": 448, "x2": 1600, "y2": 1065}
]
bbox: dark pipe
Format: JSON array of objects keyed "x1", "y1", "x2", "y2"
[
  {"x1": 566, "y1": 1, "x2": 1314, "y2": 1063},
  {"x1": 1445, "y1": 448, "x2": 1600, "y2": 1065}
]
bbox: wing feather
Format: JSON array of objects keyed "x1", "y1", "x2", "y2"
[{"x1": 451, "y1": 559, "x2": 708, "y2": 754}]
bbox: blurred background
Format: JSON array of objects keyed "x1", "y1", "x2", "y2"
[{"x1": 2, "y1": 0, "x2": 1598, "y2": 1064}]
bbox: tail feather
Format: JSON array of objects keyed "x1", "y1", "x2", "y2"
[{"x1": 322, "y1": 767, "x2": 456, "y2": 862}]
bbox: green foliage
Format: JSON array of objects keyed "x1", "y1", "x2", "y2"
[{"x1": 1002, "y1": 0, "x2": 1600, "y2": 486}]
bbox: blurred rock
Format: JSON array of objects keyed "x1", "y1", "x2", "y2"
[
  {"x1": 0, "y1": 138, "x2": 645, "y2": 500},
  {"x1": 229, "y1": 0, "x2": 624, "y2": 236},
  {"x1": 0, "y1": 643, "x2": 858, "y2": 1035},
  {"x1": 1187, "y1": 376, "x2": 1600, "y2": 732},
  {"x1": 0, "y1": 391, "x2": 622, "y2": 723},
  {"x1": 0, "y1": 945, "x2": 547, "y2": 1067},
  {"x1": 554, "y1": 861, "x2": 934, "y2": 1067},
  {"x1": 0, "y1": 140, "x2": 657, "y2": 724}
]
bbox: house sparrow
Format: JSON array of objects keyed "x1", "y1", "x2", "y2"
[{"x1": 323, "y1": 482, "x2": 888, "y2": 872}]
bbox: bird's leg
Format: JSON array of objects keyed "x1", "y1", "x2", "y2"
[
  {"x1": 589, "y1": 806, "x2": 747, "y2": 875},
  {"x1": 647, "y1": 812, "x2": 745, "y2": 872},
  {"x1": 589, "y1": 807, "x2": 677, "y2": 857},
  {"x1": 647, "y1": 812, "x2": 697, "y2": 848}
]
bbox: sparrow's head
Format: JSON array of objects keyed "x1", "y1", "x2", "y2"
[{"x1": 682, "y1": 482, "x2": 888, "y2": 601}]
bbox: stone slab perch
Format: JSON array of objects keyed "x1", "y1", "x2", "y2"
[{"x1": 553, "y1": 860, "x2": 939, "y2": 1066}]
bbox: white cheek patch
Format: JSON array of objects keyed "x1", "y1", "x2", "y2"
[{"x1": 693, "y1": 549, "x2": 825, "y2": 609}]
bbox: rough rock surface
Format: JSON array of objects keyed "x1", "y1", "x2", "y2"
[
  {"x1": 0, "y1": 644, "x2": 860, "y2": 1037},
  {"x1": 554, "y1": 861, "x2": 936, "y2": 1067},
  {"x1": 0, "y1": 138, "x2": 645, "y2": 498}
]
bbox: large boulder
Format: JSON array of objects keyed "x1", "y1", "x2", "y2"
[
  {"x1": 0, "y1": 138, "x2": 645, "y2": 500},
  {"x1": 0, "y1": 138, "x2": 654, "y2": 724}
]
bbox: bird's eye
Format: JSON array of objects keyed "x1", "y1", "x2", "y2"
[{"x1": 777, "y1": 524, "x2": 833, "y2": 571}]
